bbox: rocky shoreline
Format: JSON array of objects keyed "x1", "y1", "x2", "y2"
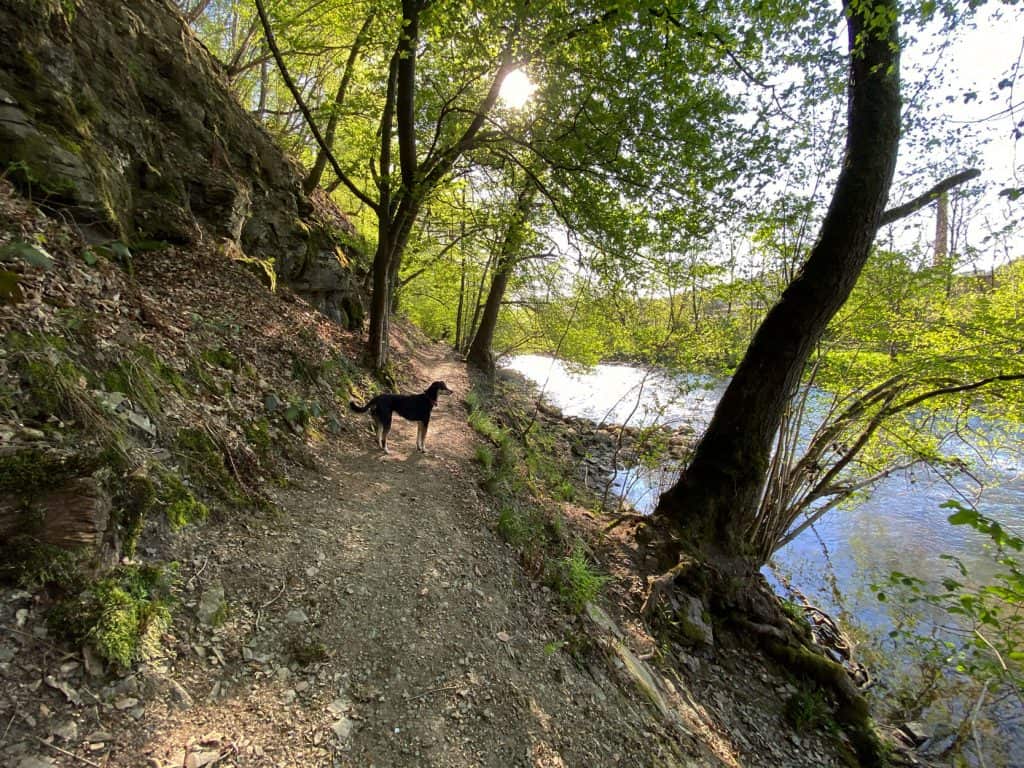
[{"x1": 495, "y1": 367, "x2": 696, "y2": 507}]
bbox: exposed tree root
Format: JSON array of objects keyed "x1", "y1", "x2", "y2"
[
  {"x1": 762, "y1": 639, "x2": 885, "y2": 767},
  {"x1": 640, "y1": 546, "x2": 888, "y2": 767}
]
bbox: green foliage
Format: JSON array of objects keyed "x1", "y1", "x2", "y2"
[
  {"x1": 49, "y1": 564, "x2": 175, "y2": 668},
  {"x1": 0, "y1": 535, "x2": 83, "y2": 589},
  {"x1": 201, "y1": 346, "x2": 240, "y2": 372},
  {"x1": 153, "y1": 464, "x2": 209, "y2": 529},
  {"x1": 496, "y1": 505, "x2": 545, "y2": 549},
  {"x1": 473, "y1": 444, "x2": 494, "y2": 472},
  {"x1": 545, "y1": 544, "x2": 609, "y2": 613},
  {"x1": 467, "y1": 409, "x2": 503, "y2": 444},
  {"x1": 245, "y1": 418, "x2": 274, "y2": 460},
  {"x1": 172, "y1": 427, "x2": 242, "y2": 506},
  {"x1": 877, "y1": 502, "x2": 1023, "y2": 699},
  {"x1": 780, "y1": 598, "x2": 806, "y2": 625},
  {"x1": 286, "y1": 634, "x2": 329, "y2": 666},
  {"x1": 282, "y1": 398, "x2": 321, "y2": 432},
  {"x1": 783, "y1": 688, "x2": 834, "y2": 732},
  {"x1": 104, "y1": 350, "x2": 165, "y2": 415}
]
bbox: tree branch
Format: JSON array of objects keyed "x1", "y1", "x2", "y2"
[
  {"x1": 304, "y1": 8, "x2": 376, "y2": 193},
  {"x1": 397, "y1": 0, "x2": 420, "y2": 192},
  {"x1": 880, "y1": 168, "x2": 981, "y2": 226},
  {"x1": 253, "y1": 0, "x2": 379, "y2": 213}
]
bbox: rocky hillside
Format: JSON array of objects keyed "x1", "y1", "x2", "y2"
[{"x1": 0, "y1": 0, "x2": 363, "y2": 327}]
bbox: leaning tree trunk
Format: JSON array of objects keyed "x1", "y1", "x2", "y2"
[
  {"x1": 467, "y1": 188, "x2": 534, "y2": 373},
  {"x1": 467, "y1": 259, "x2": 513, "y2": 374},
  {"x1": 651, "y1": 0, "x2": 901, "y2": 567}
]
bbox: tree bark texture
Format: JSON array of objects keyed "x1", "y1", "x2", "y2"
[
  {"x1": 1, "y1": 478, "x2": 113, "y2": 557},
  {"x1": 653, "y1": 0, "x2": 901, "y2": 562}
]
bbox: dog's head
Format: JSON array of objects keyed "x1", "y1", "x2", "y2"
[{"x1": 427, "y1": 381, "x2": 451, "y2": 402}]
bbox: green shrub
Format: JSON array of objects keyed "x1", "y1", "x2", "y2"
[
  {"x1": 546, "y1": 545, "x2": 609, "y2": 613},
  {"x1": 474, "y1": 444, "x2": 494, "y2": 472},
  {"x1": 783, "y1": 688, "x2": 833, "y2": 731},
  {"x1": 497, "y1": 506, "x2": 537, "y2": 548}
]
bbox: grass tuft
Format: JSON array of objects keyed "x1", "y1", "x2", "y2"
[{"x1": 546, "y1": 544, "x2": 609, "y2": 613}]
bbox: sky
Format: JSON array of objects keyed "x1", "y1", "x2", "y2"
[{"x1": 894, "y1": 3, "x2": 1024, "y2": 268}]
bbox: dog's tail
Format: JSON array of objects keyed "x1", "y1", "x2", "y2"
[{"x1": 349, "y1": 398, "x2": 376, "y2": 414}]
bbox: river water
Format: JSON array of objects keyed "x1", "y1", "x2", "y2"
[{"x1": 503, "y1": 354, "x2": 1024, "y2": 760}]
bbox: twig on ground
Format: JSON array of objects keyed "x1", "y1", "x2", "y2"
[
  {"x1": 187, "y1": 555, "x2": 209, "y2": 590},
  {"x1": 261, "y1": 582, "x2": 287, "y2": 610},
  {"x1": 408, "y1": 684, "x2": 462, "y2": 701},
  {"x1": 0, "y1": 711, "x2": 15, "y2": 749},
  {"x1": 31, "y1": 734, "x2": 102, "y2": 767}
]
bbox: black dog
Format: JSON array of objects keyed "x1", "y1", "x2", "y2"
[{"x1": 349, "y1": 381, "x2": 451, "y2": 454}]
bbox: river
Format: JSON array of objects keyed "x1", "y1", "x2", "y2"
[{"x1": 502, "y1": 354, "x2": 1024, "y2": 763}]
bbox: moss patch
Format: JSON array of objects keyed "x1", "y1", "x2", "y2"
[
  {"x1": 0, "y1": 445, "x2": 95, "y2": 495},
  {"x1": 153, "y1": 464, "x2": 208, "y2": 529},
  {"x1": 172, "y1": 427, "x2": 242, "y2": 505},
  {"x1": 49, "y1": 563, "x2": 175, "y2": 667}
]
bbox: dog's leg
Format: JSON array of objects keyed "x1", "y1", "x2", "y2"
[
  {"x1": 380, "y1": 413, "x2": 392, "y2": 454},
  {"x1": 372, "y1": 414, "x2": 383, "y2": 450},
  {"x1": 416, "y1": 421, "x2": 426, "y2": 452}
]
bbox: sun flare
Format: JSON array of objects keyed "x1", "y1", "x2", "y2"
[{"x1": 499, "y1": 69, "x2": 537, "y2": 109}]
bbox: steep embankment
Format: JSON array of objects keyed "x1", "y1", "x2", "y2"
[
  {"x1": 0, "y1": 1, "x2": 872, "y2": 767},
  {"x1": 0, "y1": 0, "x2": 362, "y2": 326}
]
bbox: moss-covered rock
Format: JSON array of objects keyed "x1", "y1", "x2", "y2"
[{"x1": 0, "y1": 0, "x2": 365, "y2": 316}]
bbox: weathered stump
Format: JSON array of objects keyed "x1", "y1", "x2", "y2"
[{"x1": 0, "y1": 446, "x2": 117, "y2": 572}]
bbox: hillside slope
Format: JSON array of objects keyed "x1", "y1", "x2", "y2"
[
  {"x1": 0, "y1": 0, "x2": 363, "y2": 326},
  {"x1": 0, "y1": 1, "x2": 887, "y2": 766},
  {"x1": 0, "y1": 179, "x2": 857, "y2": 767}
]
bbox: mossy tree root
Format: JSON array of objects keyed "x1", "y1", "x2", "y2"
[{"x1": 764, "y1": 639, "x2": 886, "y2": 767}]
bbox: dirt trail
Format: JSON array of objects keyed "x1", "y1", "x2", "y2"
[{"x1": 89, "y1": 344, "x2": 701, "y2": 768}]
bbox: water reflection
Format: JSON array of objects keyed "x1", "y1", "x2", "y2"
[
  {"x1": 502, "y1": 354, "x2": 1024, "y2": 761},
  {"x1": 503, "y1": 354, "x2": 1023, "y2": 592}
]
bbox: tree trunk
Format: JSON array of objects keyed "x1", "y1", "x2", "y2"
[
  {"x1": 256, "y1": 57, "x2": 269, "y2": 121},
  {"x1": 467, "y1": 188, "x2": 535, "y2": 373},
  {"x1": 651, "y1": 0, "x2": 901, "y2": 565},
  {"x1": 933, "y1": 191, "x2": 949, "y2": 266},
  {"x1": 467, "y1": 260, "x2": 513, "y2": 373},
  {"x1": 454, "y1": 240, "x2": 467, "y2": 352},
  {"x1": 1, "y1": 477, "x2": 116, "y2": 570}
]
